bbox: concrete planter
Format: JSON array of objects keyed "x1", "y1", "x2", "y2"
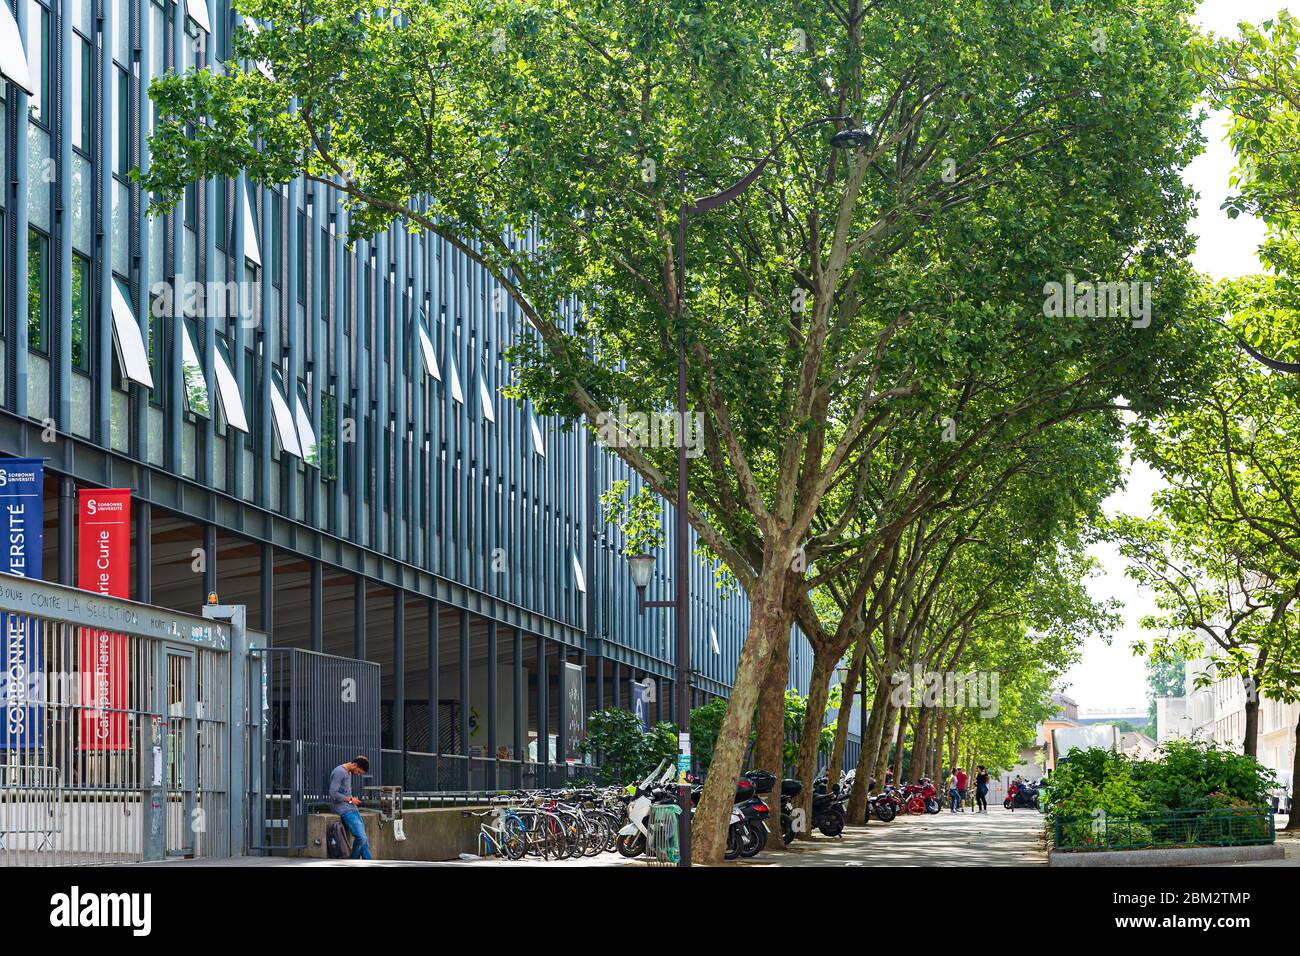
[
  {"x1": 1048, "y1": 844, "x2": 1284, "y2": 867},
  {"x1": 298, "y1": 808, "x2": 490, "y2": 862}
]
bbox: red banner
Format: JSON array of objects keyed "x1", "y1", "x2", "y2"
[{"x1": 78, "y1": 489, "x2": 131, "y2": 751}]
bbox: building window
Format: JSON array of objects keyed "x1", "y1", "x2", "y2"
[
  {"x1": 320, "y1": 389, "x2": 338, "y2": 481},
  {"x1": 114, "y1": 67, "x2": 130, "y2": 176},
  {"x1": 71, "y1": 36, "x2": 91, "y2": 153},
  {"x1": 148, "y1": 285, "x2": 166, "y2": 406},
  {"x1": 27, "y1": 1, "x2": 51, "y2": 124},
  {"x1": 216, "y1": 177, "x2": 228, "y2": 251},
  {"x1": 27, "y1": 229, "x2": 49, "y2": 353},
  {"x1": 71, "y1": 255, "x2": 90, "y2": 372}
]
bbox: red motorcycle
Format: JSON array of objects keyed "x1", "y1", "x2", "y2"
[{"x1": 899, "y1": 779, "x2": 942, "y2": 815}]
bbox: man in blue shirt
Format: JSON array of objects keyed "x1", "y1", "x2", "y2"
[{"x1": 329, "y1": 755, "x2": 372, "y2": 860}]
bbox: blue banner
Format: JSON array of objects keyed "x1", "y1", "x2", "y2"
[
  {"x1": 0, "y1": 458, "x2": 45, "y2": 750},
  {"x1": 631, "y1": 681, "x2": 650, "y2": 733}
]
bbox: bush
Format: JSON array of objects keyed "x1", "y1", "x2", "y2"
[
  {"x1": 581, "y1": 708, "x2": 677, "y2": 785},
  {"x1": 1130, "y1": 738, "x2": 1276, "y2": 810}
]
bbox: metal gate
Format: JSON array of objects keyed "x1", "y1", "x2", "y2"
[
  {"x1": 254, "y1": 647, "x2": 381, "y2": 851},
  {"x1": 0, "y1": 575, "x2": 251, "y2": 865}
]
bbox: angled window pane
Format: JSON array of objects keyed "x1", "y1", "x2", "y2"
[
  {"x1": 416, "y1": 320, "x2": 439, "y2": 379},
  {"x1": 213, "y1": 338, "x2": 249, "y2": 433},
  {"x1": 295, "y1": 381, "x2": 318, "y2": 467},
  {"x1": 185, "y1": 0, "x2": 210, "y2": 34},
  {"x1": 0, "y1": 0, "x2": 33, "y2": 96},
  {"x1": 572, "y1": 553, "x2": 587, "y2": 594},
  {"x1": 243, "y1": 181, "x2": 262, "y2": 266},
  {"x1": 269, "y1": 368, "x2": 302, "y2": 458},
  {"x1": 110, "y1": 278, "x2": 155, "y2": 388},
  {"x1": 529, "y1": 412, "x2": 546, "y2": 457},
  {"x1": 180, "y1": 318, "x2": 210, "y2": 417},
  {"x1": 447, "y1": 353, "x2": 464, "y2": 404},
  {"x1": 478, "y1": 370, "x2": 495, "y2": 424}
]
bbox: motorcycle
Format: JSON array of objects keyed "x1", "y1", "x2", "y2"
[
  {"x1": 810, "y1": 777, "x2": 849, "y2": 837},
  {"x1": 1004, "y1": 781, "x2": 1040, "y2": 810},
  {"x1": 898, "y1": 778, "x2": 942, "y2": 815},
  {"x1": 870, "y1": 787, "x2": 899, "y2": 823}
]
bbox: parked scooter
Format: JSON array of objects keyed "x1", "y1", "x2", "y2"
[
  {"x1": 1004, "y1": 780, "x2": 1040, "y2": 810},
  {"x1": 616, "y1": 760, "x2": 676, "y2": 857},
  {"x1": 809, "y1": 777, "x2": 849, "y2": 837}
]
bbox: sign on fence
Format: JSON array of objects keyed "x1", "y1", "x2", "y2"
[
  {"x1": 78, "y1": 489, "x2": 131, "y2": 751},
  {"x1": 0, "y1": 458, "x2": 44, "y2": 750}
]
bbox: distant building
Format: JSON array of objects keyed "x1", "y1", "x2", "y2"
[
  {"x1": 1119, "y1": 730, "x2": 1158, "y2": 761},
  {"x1": 1157, "y1": 653, "x2": 1297, "y2": 807}
]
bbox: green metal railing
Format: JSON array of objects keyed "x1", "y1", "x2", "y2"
[{"x1": 1052, "y1": 807, "x2": 1275, "y2": 851}]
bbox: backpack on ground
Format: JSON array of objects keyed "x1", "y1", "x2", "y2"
[{"x1": 326, "y1": 820, "x2": 351, "y2": 859}]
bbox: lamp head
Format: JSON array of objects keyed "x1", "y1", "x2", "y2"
[{"x1": 627, "y1": 553, "x2": 656, "y2": 590}]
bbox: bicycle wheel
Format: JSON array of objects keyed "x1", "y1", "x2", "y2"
[
  {"x1": 501, "y1": 814, "x2": 529, "y2": 861},
  {"x1": 583, "y1": 814, "x2": 609, "y2": 857},
  {"x1": 559, "y1": 811, "x2": 586, "y2": 858}
]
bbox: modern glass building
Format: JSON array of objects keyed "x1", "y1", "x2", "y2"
[{"x1": 0, "y1": 0, "x2": 849, "y2": 789}]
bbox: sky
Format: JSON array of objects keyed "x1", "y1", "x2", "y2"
[{"x1": 1059, "y1": 1, "x2": 1282, "y2": 713}]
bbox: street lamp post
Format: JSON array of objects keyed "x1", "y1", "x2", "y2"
[{"x1": 626, "y1": 116, "x2": 866, "y2": 866}]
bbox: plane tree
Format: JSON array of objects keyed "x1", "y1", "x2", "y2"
[{"x1": 143, "y1": 0, "x2": 1209, "y2": 860}]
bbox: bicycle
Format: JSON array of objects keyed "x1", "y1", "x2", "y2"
[{"x1": 463, "y1": 808, "x2": 529, "y2": 860}]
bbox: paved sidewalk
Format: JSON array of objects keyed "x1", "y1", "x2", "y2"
[{"x1": 739, "y1": 808, "x2": 1047, "y2": 867}]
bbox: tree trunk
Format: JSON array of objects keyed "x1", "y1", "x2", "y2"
[
  {"x1": 825, "y1": 639, "x2": 868, "y2": 794},
  {"x1": 910, "y1": 706, "x2": 930, "y2": 782},
  {"x1": 891, "y1": 706, "x2": 908, "y2": 781},
  {"x1": 753, "y1": 613, "x2": 792, "y2": 850},
  {"x1": 1243, "y1": 685, "x2": 1260, "y2": 758},
  {"x1": 931, "y1": 712, "x2": 948, "y2": 781},
  {"x1": 791, "y1": 649, "x2": 837, "y2": 837},
  {"x1": 692, "y1": 573, "x2": 787, "y2": 865},
  {"x1": 846, "y1": 682, "x2": 889, "y2": 822},
  {"x1": 871, "y1": 699, "x2": 898, "y2": 787},
  {"x1": 754, "y1": 616, "x2": 791, "y2": 777},
  {"x1": 1286, "y1": 707, "x2": 1300, "y2": 831}
]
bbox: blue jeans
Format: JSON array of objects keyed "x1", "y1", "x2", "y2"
[
  {"x1": 949, "y1": 789, "x2": 960, "y2": 812},
  {"x1": 340, "y1": 810, "x2": 372, "y2": 860}
]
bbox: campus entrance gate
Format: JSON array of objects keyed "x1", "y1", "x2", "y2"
[
  {"x1": 0, "y1": 576, "x2": 255, "y2": 865},
  {"x1": 253, "y1": 647, "x2": 381, "y2": 852}
]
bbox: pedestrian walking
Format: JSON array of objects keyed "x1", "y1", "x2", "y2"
[
  {"x1": 975, "y1": 765, "x2": 990, "y2": 812},
  {"x1": 947, "y1": 769, "x2": 960, "y2": 812},
  {"x1": 955, "y1": 766, "x2": 968, "y2": 811},
  {"x1": 329, "y1": 755, "x2": 374, "y2": 860}
]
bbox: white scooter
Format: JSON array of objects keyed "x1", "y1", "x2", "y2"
[{"x1": 616, "y1": 760, "x2": 675, "y2": 858}]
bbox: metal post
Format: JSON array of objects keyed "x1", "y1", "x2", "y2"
[
  {"x1": 204, "y1": 603, "x2": 248, "y2": 858},
  {"x1": 536, "y1": 634, "x2": 549, "y2": 774},
  {"x1": 143, "y1": 641, "x2": 167, "y2": 862},
  {"x1": 675, "y1": 171, "x2": 692, "y2": 866},
  {"x1": 556, "y1": 645, "x2": 568, "y2": 784},
  {"x1": 58, "y1": 478, "x2": 75, "y2": 585},
  {"x1": 310, "y1": 561, "x2": 323, "y2": 652},
  {"x1": 393, "y1": 591, "x2": 406, "y2": 786},
  {"x1": 513, "y1": 628, "x2": 523, "y2": 776},
  {"x1": 458, "y1": 609, "x2": 470, "y2": 788},
  {"x1": 429, "y1": 601, "x2": 440, "y2": 761},
  {"x1": 486, "y1": 619, "x2": 498, "y2": 789},
  {"x1": 354, "y1": 576, "x2": 366, "y2": 660},
  {"x1": 136, "y1": 501, "x2": 152, "y2": 603}
]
